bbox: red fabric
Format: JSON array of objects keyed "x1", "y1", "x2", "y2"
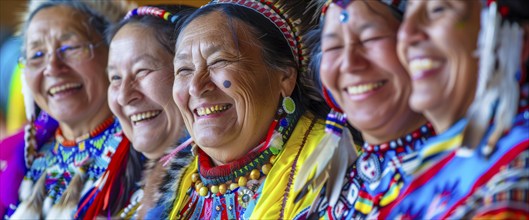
[{"x1": 82, "y1": 136, "x2": 130, "y2": 220}]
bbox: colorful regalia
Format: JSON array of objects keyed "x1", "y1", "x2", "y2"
[
  {"x1": 379, "y1": 99, "x2": 529, "y2": 219},
  {"x1": 313, "y1": 123, "x2": 436, "y2": 219},
  {"x1": 10, "y1": 117, "x2": 127, "y2": 219},
  {"x1": 164, "y1": 113, "x2": 328, "y2": 219}
]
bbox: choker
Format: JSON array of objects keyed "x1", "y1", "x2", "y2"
[
  {"x1": 362, "y1": 123, "x2": 436, "y2": 154},
  {"x1": 55, "y1": 116, "x2": 115, "y2": 147}
]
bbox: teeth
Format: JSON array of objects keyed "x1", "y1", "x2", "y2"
[
  {"x1": 409, "y1": 58, "x2": 442, "y2": 76},
  {"x1": 130, "y1": 110, "x2": 161, "y2": 123},
  {"x1": 346, "y1": 82, "x2": 384, "y2": 95},
  {"x1": 196, "y1": 104, "x2": 230, "y2": 117},
  {"x1": 49, "y1": 83, "x2": 82, "y2": 95}
]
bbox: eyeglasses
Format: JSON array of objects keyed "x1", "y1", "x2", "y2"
[{"x1": 20, "y1": 41, "x2": 104, "y2": 72}]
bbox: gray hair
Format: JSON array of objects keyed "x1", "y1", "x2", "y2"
[{"x1": 19, "y1": 0, "x2": 135, "y2": 54}]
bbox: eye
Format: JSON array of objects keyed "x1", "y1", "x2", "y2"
[
  {"x1": 322, "y1": 44, "x2": 343, "y2": 53},
  {"x1": 135, "y1": 69, "x2": 153, "y2": 78},
  {"x1": 360, "y1": 36, "x2": 390, "y2": 45},
  {"x1": 30, "y1": 50, "x2": 45, "y2": 60},
  {"x1": 176, "y1": 67, "x2": 193, "y2": 76},
  {"x1": 208, "y1": 59, "x2": 229, "y2": 69}
]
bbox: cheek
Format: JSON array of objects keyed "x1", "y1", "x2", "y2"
[
  {"x1": 172, "y1": 80, "x2": 189, "y2": 109},
  {"x1": 320, "y1": 53, "x2": 340, "y2": 91},
  {"x1": 107, "y1": 87, "x2": 120, "y2": 114}
]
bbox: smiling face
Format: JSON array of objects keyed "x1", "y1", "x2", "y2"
[
  {"x1": 24, "y1": 5, "x2": 110, "y2": 128},
  {"x1": 108, "y1": 23, "x2": 184, "y2": 159},
  {"x1": 173, "y1": 11, "x2": 293, "y2": 163},
  {"x1": 398, "y1": 0, "x2": 481, "y2": 132},
  {"x1": 321, "y1": 1, "x2": 424, "y2": 143}
]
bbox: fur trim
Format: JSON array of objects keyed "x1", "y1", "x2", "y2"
[
  {"x1": 158, "y1": 149, "x2": 194, "y2": 219},
  {"x1": 12, "y1": 172, "x2": 47, "y2": 219},
  {"x1": 18, "y1": 178, "x2": 34, "y2": 201},
  {"x1": 47, "y1": 168, "x2": 87, "y2": 219},
  {"x1": 136, "y1": 159, "x2": 166, "y2": 219}
]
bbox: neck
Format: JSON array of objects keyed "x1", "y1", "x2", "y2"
[
  {"x1": 426, "y1": 100, "x2": 472, "y2": 134},
  {"x1": 203, "y1": 140, "x2": 263, "y2": 166},
  {"x1": 59, "y1": 108, "x2": 113, "y2": 140},
  {"x1": 362, "y1": 111, "x2": 427, "y2": 145}
]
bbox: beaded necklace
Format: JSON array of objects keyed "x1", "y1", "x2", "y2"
[
  {"x1": 193, "y1": 107, "x2": 301, "y2": 198},
  {"x1": 55, "y1": 116, "x2": 115, "y2": 147}
]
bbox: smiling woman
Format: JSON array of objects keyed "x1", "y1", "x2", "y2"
[
  {"x1": 165, "y1": 0, "x2": 333, "y2": 219},
  {"x1": 105, "y1": 5, "x2": 196, "y2": 219},
  {"x1": 5, "y1": 1, "x2": 145, "y2": 219}
]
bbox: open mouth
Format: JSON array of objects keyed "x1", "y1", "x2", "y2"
[
  {"x1": 48, "y1": 83, "x2": 82, "y2": 96},
  {"x1": 408, "y1": 58, "x2": 443, "y2": 79},
  {"x1": 345, "y1": 81, "x2": 386, "y2": 95},
  {"x1": 195, "y1": 104, "x2": 232, "y2": 117},
  {"x1": 130, "y1": 110, "x2": 162, "y2": 125}
]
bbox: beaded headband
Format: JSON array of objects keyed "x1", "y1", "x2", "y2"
[
  {"x1": 124, "y1": 6, "x2": 180, "y2": 23},
  {"x1": 205, "y1": 0, "x2": 306, "y2": 72},
  {"x1": 321, "y1": 0, "x2": 406, "y2": 22}
]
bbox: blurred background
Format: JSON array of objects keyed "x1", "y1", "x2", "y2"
[{"x1": 0, "y1": 0, "x2": 208, "y2": 139}]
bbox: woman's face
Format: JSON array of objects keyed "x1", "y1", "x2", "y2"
[
  {"x1": 24, "y1": 5, "x2": 109, "y2": 126},
  {"x1": 108, "y1": 24, "x2": 184, "y2": 159},
  {"x1": 173, "y1": 11, "x2": 294, "y2": 162},
  {"x1": 398, "y1": 0, "x2": 481, "y2": 131},
  {"x1": 321, "y1": 1, "x2": 419, "y2": 142}
]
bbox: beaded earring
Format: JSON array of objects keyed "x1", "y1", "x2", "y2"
[{"x1": 282, "y1": 96, "x2": 296, "y2": 115}]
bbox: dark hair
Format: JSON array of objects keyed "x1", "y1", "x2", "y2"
[
  {"x1": 179, "y1": 3, "x2": 330, "y2": 119},
  {"x1": 106, "y1": 5, "x2": 196, "y2": 55}
]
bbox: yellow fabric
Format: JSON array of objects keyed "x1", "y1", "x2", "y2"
[
  {"x1": 6, "y1": 64, "x2": 26, "y2": 134},
  {"x1": 169, "y1": 114, "x2": 327, "y2": 219}
]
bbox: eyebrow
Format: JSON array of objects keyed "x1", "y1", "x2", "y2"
[
  {"x1": 27, "y1": 33, "x2": 79, "y2": 49},
  {"x1": 322, "y1": 33, "x2": 339, "y2": 40},
  {"x1": 176, "y1": 44, "x2": 224, "y2": 61}
]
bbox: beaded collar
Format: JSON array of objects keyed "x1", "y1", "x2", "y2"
[
  {"x1": 362, "y1": 123, "x2": 435, "y2": 155},
  {"x1": 55, "y1": 116, "x2": 115, "y2": 147},
  {"x1": 196, "y1": 107, "x2": 302, "y2": 192}
]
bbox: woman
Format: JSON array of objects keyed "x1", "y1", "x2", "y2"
[
  {"x1": 106, "y1": 5, "x2": 195, "y2": 219},
  {"x1": 380, "y1": 0, "x2": 529, "y2": 218},
  {"x1": 165, "y1": 0, "x2": 331, "y2": 219},
  {"x1": 305, "y1": 0, "x2": 435, "y2": 218},
  {"x1": 10, "y1": 0, "x2": 142, "y2": 219}
]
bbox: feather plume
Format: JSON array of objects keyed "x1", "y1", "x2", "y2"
[
  {"x1": 294, "y1": 111, "x2": 357, "y2": 208},
  {"x1": 462, "y1": 2, "x2": 523, "y2": 156}
]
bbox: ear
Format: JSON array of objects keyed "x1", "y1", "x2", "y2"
[{"x1": 278, "y1": 67, "x2": 298, "y2": 97}]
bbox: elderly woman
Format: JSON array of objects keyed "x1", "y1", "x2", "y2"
[
  {"x1": 9, "y1": 0, "x2": 143, "y2": 219},
  {"x1": 105, "y1": 5, "x2": 195, "y2": 219},
  {"x1": 379, "y1": 0, "x2": 529, "y2": 218},
  {"x1": 303, "y1": 0, "x2": 435, "y2": 218},
  {"x1": 163, "y1": 0, "x2": 332, "y2": 219}
]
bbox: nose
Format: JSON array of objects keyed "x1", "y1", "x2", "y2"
[
  {"x1": 340, "y1": 44, "x2": 369, "y2": 74},
  {"x1": 43, "y1": 51, "x2": 68, "y2": 76},
  {"x1": 398, "y1": 10, "x2": 428, "y2": 49},
  {"x1": 117, "y1": 77, "x2": 141, "y2": 106},
  {"x1": 189, "y1": 69, "x2": 216, "y2": 97}
]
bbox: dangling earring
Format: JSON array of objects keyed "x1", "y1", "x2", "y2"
[{"x1": 282, "y1": 96, "x2": 296, "y2": 115}]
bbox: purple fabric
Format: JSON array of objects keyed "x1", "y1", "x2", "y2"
[
  {"x1": 0, "y1": 130, "x2": 25, "y2": 218},
  {"x1": 0, "y1": 111, "x2": 57, "y2": 218}
]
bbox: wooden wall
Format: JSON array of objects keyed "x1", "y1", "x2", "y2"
[{"x1": 0, "y1": 0, "x2": 208, "y2": 38}]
